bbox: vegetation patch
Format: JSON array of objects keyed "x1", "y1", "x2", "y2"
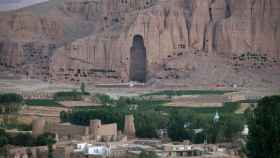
[
  {"x1": 0, "y1": 93, "x2": 24, "y2": 114},
  {"x1": 0, "y1": 129, "x2": 56, "y2": 147},
  {"x1": 25, "y1": 99, "x2": 62, "y2": 107},
  {"x1": 53, "y1": 91, "x2": 89, "y2": 101},
  {"x1": 60, "y1": 95, "x2": 245, "y2": 143},
  {"x1": 163, "y1": 102, "x2": 240, "y2": 114},
  {"x1": 142, "y1": 90, "x2": 235, "y2": 97},
  {"x1": 0, "y1": 93, "x2": 23, "y2": 104},
  {"x1": 0, "y1": 121, "x2": 32, "y2": 131},
  {"x1": 246, "y1": 96, "x2": 280, "y2": 158},
  {"x1": 238, "y1": 99, "x2": 258, "y2": 104}
]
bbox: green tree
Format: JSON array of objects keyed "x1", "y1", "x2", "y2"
[
  {"x1": 95, "y1": 94, "x2": 114, "y2": 106},
  {"x1": 53, "y1": 91, "x2": 82, "y2": 101},
  {"x1": 0, "y1": 93, "x2": 23, "y2": 104},
  {"x1": 247, "y1": 96, "x2": 280, "y2": 158},
  {"x1": 48, "y1": 144, "x2": 53, "y2": 158},
  {"x1": 36, "y1": 133, "x2": 56, "y2": 146},
  {"x1": 134, "y1": 111, "x2": 167, "y2": 138},
  {"x1": 139, "y1": 150, "x2": 158, "y2": 158},
  {"x1": 35, "y1": 133, "x2": 56, "y2": 158},
  {"x1": 207, "y1": 121, "x2": 221, "y2": 144},
  {"x1": 60, "y1": 111, "x2": 69, "y2": 123},
  {"x1": 0, "y1": 93, "x2": 23, "y2": 114},
  {"x1": 43, "y1": 133, "x2": 56, "y2": 158},
  {"x1": 0, "y1": 137, "x2": 8, "y2": 148},
  {"x1": 168, "y1": 110, "x2": 194, "y2": 141},
  {"x1": 80, "y1": 82, "x2": 86, "y2": 94},
  {"x1": 192, "y1": 131, "x2": 206, "y2": 144},
  {"x1": 220, "y1": 115, "x2": 244, "y2": 142},
  {"x1": 11, "y1": 133, "x2": 33, "y2": 146},
  {"x1": 0, "y1": 129, "x2": 8, "y2": 158},
  {"x1": 0, "y1": 129, "x2": 8, "y2": 147}
]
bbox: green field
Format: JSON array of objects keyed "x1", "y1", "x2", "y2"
[
  {"x1": 143, "y1": 90, "x2": 235, "y2": 97},
  {"x1": 62, "y1": 95, "x2": 245, "y2": 142},
  {"x1": 25, "y1": 99, "x2": 62, "y2": 107},
  {"x1": 183, "y1": 102, "x2": 239, "y2": 113},
  {"x1": 0, "y1": 122, "x2": 32, "y2": 131}
]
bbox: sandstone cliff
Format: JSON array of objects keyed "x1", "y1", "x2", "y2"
[{"x1": 0, "y1": 0, "x2": 279, "y2": 87}]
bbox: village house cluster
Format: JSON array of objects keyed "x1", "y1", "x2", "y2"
[{"x1": 7, "y1": 113, "x2": 242, "y2": 158}]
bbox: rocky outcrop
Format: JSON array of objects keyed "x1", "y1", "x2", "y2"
[
  {"x1": 215, "y1": 0, "x2": 280, "y2": 57},
  {"x1": 0, "y1": 40, "x2": 55, "y2": 80},
  {"x1": 0, "y1": 0, "x2": 280, "y2": 87},
  {"x1": 50, "y1": 2, "x2": 190, "y2": 82},
  {"x1": 0, "y1": 12, "x2": 64, "y2": 40}
]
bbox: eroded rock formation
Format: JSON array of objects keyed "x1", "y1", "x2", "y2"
[{"x1": 0, "y1": 0, "x2": 279, "y2": 87}]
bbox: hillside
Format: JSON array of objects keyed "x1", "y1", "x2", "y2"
[{"x1": 0, "y1": 0, "x2": 279, "y2": 88}]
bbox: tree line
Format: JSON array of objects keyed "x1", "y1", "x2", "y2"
[
  {"x1": 60, "y1": 96, "x2": 245, "y2": 143},
  {"x1": 0, "y1": 93, "x2": 23, "y2": 114},
  {"x1": 0, "y1": 129, "x2": 56, "y2": 147}
]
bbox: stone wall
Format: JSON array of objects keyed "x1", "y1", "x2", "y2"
[
  {"x1": 90, "y1": 119, "x2": 118, "y2": 141},
  {"x1": 45, "y1": 123, "x2": 87, "y2": 141}
]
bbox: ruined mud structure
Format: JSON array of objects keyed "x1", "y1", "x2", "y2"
[
  {"x1": 124, "y1": 114, "x2": 136, "y2": 138},
  {"x1": 33, "y1": 115, "x2": 131, "y2": 142},
  {"x1": 32, "y1": 118, "x2": 46, "y2": 137},
  {"x1": 0, "y1": 0, "x2": 280, "y2": 87},
  {"x1": 89, "y1": 119, "x2": 118, "y2": 141}
]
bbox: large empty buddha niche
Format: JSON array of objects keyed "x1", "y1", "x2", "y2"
[{"x1": 129, "y1": 35, "x2": 147, "y2": 83}]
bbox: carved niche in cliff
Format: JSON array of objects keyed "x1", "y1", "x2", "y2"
[{"x1": 129, "y1": 35, "x2": 147, "y2": 83}]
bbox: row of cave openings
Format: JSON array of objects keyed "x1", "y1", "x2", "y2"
[{"x1": 54, "y1": 35, "x2": 147, "y2": 83}]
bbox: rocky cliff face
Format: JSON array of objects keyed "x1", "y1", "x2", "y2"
[
  {"x1": 0, "y1": 11, "x2": 63, "y2": 80},
  {"x1": 0, "y1": 0, "x2": 280, "y2": 87}
]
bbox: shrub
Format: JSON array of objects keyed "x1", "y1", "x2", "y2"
[
  {"x1": 95, "y1": 94, "x2": 114, "y2": 106},
  {"x1": 25, "y1": 99, "x2": 62, "y2": 107},
  {"x1": 143, "y1": 90, "x2": 234, "y2": 97},
  {"x1": 36, "y1": 133, "x2": 56, "y2": 146},
  {"x1": 53, "y1": 91, "x2": 83, "y2": 101},
  {"x1": 0, "y1": 93, "x2": 23, "y2": 104},
  {"x1": 0, "y1": 93, "x2": 23, "y2": 114},
  {"x1": 11, "y1": 133, "x2": 34, "y2": 146}
]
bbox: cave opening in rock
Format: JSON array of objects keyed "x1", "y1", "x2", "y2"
[{"x1": 129, "y1": 35, "x2": 147, "y2": 83}]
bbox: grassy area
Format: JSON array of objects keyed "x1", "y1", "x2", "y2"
[
  {"x1": 53, "y1": 91, "x2": 90, "y2": 101},
  {"x1": 94, "y1": 94, "x2": 239, "y2": 114},
  {"x1": 143, "y1": 90, "x2": 235, "y2": 97},
  {"x1": 161, "y1": 102, "x2": 240, "y2": 114},
  {"x1": 238, "y1": 99, "x2": 258, "y2": 103},
  {"x1": 0, "y1": 122, "x2": 32, "y2": 131},
  {"x1": 186, "y1": 102, "x2": 240, "y2": 113},
  {"x1": 25, "y1": 99, "x2": 62, "y2": 107},
  {"x1": 72, "y1": 106, "x2": 104, "y2": 110}
]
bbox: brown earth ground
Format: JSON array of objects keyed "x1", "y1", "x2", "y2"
[
  {"x1": 167, "y1": 95, "x2": 227, "y2": 108},
  {"x1": 0, "y1": 79, "x2": 278, "y2": 97}
]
